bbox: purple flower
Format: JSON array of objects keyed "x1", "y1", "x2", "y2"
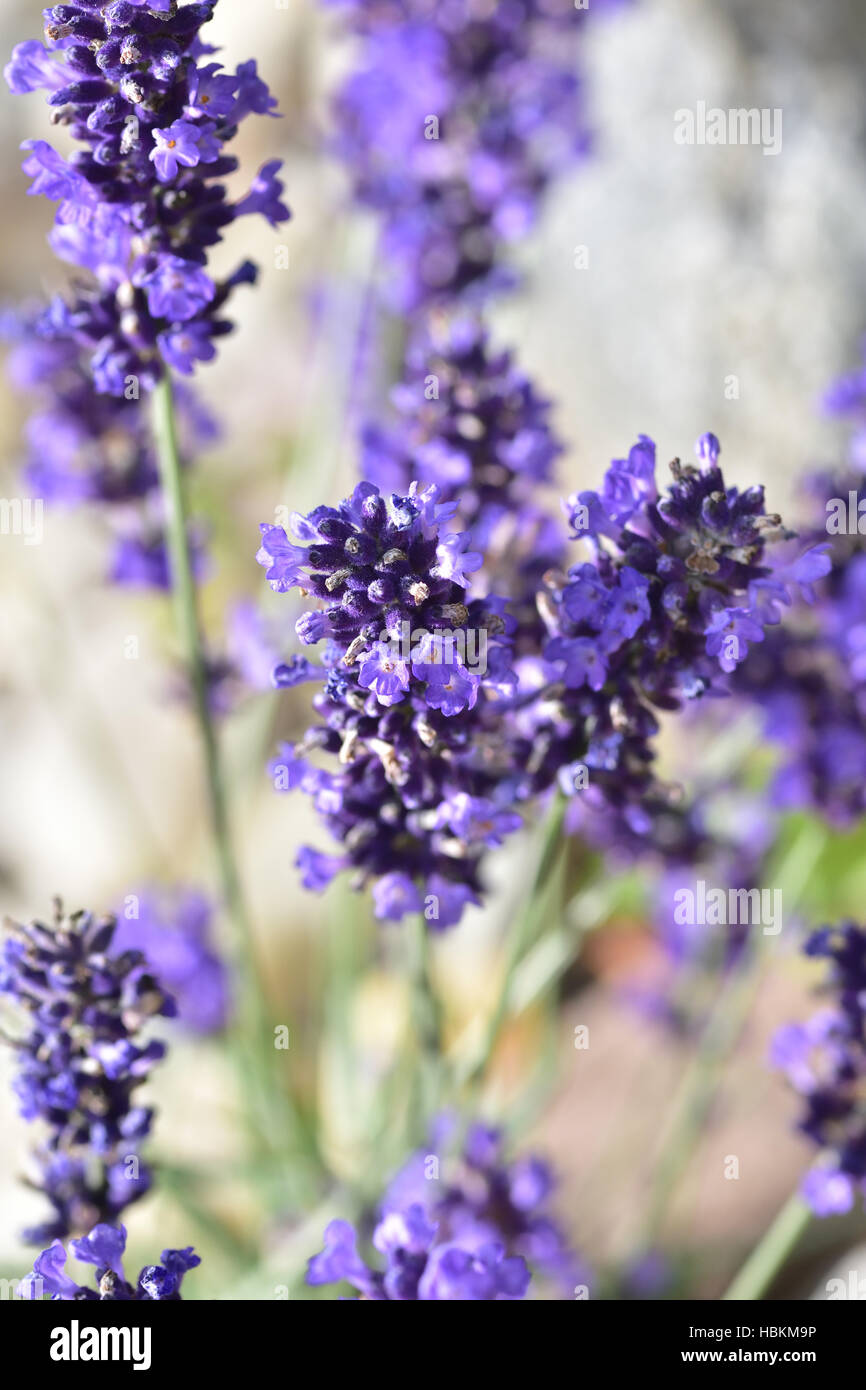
[
  {"x1": 158, "y1": 321, "x2": 220, "y2": 375},
  {"x1": 326, "y1": 0, "x2": 598, "y2": 311},
  {"x1": 308, "y1": 1119, "x2": 585, "y2": 1299},
  {"x1": 112, "y1": 888, "x2": 230, "y2": 1036},
  {"x1": 801, "y1": 1167, "x2": 856, "y2": 1217},
  {"x1": 307, "y1": 1220, "x2": 379, "y2": 1298},
  {"x1": 601, "y1": 568, "x2": 652, "y2": 647},
  {"x1": 308, "y1": 1208, "x2": 528, "y2": 1301},
  {"x1": 20, "y1": 141, "x2": 94, "y2": 220},
  {"x1": 233, "y1": 60, "x2": 281, "y2": 121},
  {"x1": 358, "y1": 641, "x2": 411, "y2": 706},
  {"x1": 5, "y1": 41, "x2": 67, "y2": 96},
  {"x1": 186, "y1": 63, "x2": 239, "y2": 120},
  {"x1": 297, "y1": 846, "x2": 346, "y2": 892},
  {"x1": 704, "y1": 606, "x2": 765, "y2": 672},
  {"x1": 732, "y1": 418, "x2": 866, "y2": 823},
  {"x1": 411, "y1": 636, "x2": 481, "y2": 714},
  {"x1": 256, "y1": 524, "x2": 307, "y2": 592},
  {"x1": 236, "y1": 160, "x2": 291, "y2": 228},
  {"x1": 150, "y1": 121, "x2": 211, "y2": 181},
  {"x1": 5, "y1": 2, "x2": 290, "y2": 396},
  {"x1": 434, "y1": 794, "x2": 522, "y2": 848},
  {"x1": 19, "y1": 1225, "x2": 199, "y2": 1301},
  {"x1": 433, "y1": 533, "x2": 483, "y2": 588},
  {"x1": 139, "y1": 256, "x2": 216, "y2": 323},
  {"x1": 773, "y1": 924, "x2": 866, "y2": 1214},
  {"x1": 545, "y1": 635, "x2": 609, "y2": 691},
  {"x1": 0, "y1": 904, "x2": 175, "y2": 1242},
  {"x1": 373, "y1": 872, "x2": 424, "y2": 921}
]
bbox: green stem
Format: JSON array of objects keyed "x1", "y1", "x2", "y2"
[
  {"x1": 723, "y1": 1190, "x2": 812, "y2": 1300},
  {"x1": 407, "y1": 912, "x2": 443, "y2": 1141},
  {"x1": 151, "y1": 375, "x2": 296, "y2": 1165},
  {"x1": 459, "y1": 793, "x2": 567, "y2": 1090}
]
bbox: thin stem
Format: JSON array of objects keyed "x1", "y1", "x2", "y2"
[
  {"x1": 723, "y1": 1190, "x2": 812, "y2": 1300},
  {"x1": 406, "y1": 912, "x2": 444, "y2": 1141},
  {"x1": 459, "y1": 793, "x2": 567, "y2": 1090},
  {"x1": 152, "y1": 375, "x2": 243, "y2": 944},
  {"x1": 151, "y1": 375, "x2": 301, "y2": 1167}
]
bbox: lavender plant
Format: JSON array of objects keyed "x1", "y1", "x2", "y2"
[
  {"x1": 323, "y1": 0, "x2": 600, "y2": 312},
  {"x1": 307, "y1": 1122, "x2": 583, "y2": 1300},
  {"x1": 112, "y1": 887, "x2": 230, "y2": 1035},
  {"x1": 4, "y1": 1, "x2": 288, "y2": 578},
  {"x1": 772, "y1": 923, "x2": 866, "y2": 1217},
  {"x1": 260, "y1": 436, "x2": 820, "y2": 928},
  {"x1": 1, "y1": 0, "x2": 858, "y2": 1315},
  {"x1": 0, "y1": 903, "x2": 174, "y2": 1245},
  {"x1": 6, "y1": 1, "x2": 288, "y2": 393},
  {"x1": 19, "y1": 1222, "x2": 200, "y2": 1301}
]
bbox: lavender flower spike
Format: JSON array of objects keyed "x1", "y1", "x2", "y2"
[
  {"x1": 19, "y1": 1223, "x2": 200, "y2": 1301},
  {"x1": 307, "y1": 1120, "x2": 585, "y2": 1300},
  {"x1": 772, "y1": 923, "x2": 866, "y2": 1215},
  {"x1": 258, "y1": 481, "x2": 520, "y2": 929},
  {"x1": 113, "y1": 886, "x2": 230, "y2": 1035},
  {"x1": 6, "y1": 1, "x2": 290, "y2": 394},
  {"x1": 0, "y1": 902, "x2": 175, "y2": 1244},
  {"x1": 325, "y1": 0, "x2": 597, "y2": 311}
]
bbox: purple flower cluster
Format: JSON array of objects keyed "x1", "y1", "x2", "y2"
[
  {"x1": 733, "y1": 462, "x2": 866, "y2": 823},
  {"x1": 361, "y1": 315, "x2": 562, "y2": 545},
  {"x1": 528, "y1": 434, "x2": 824, "y2": 851},
  {"x1": 6, "y1": 0, "x2": 289, "y2": 394},
  {"x1": 772, "y1": 923, "x2": 866, "y2": 1216},
  {"x1": 113, "y1": 887, "x2": 229, "y2": 1035},
  {"x1": 0, "y1": 904, "x2": 174, "y2": 1244},
  {"x1": 324, "y1": 0, "x2": 595, "y2": 311},
  {"x1": 360, "y1": 313, "x2": 566, "y2": 646},
  {"x1": 3, "y1": 1, "x2": 288, "y2": 587},
  {"x1": 19, "y1": 1222, "x2": 199, "y2": 1301},
  {"x1": 2, "y1": 301, "x2": 215, "y2": 588},
  {"x1": 258, "y1": 480, "x2": 519, "y2": 926},
  {"x1": 261, "y1": 436, "x2": 809, "y2": 926},
  {"x1": 307, "y1": 1121, "x2": 582, "y2": 1299}
]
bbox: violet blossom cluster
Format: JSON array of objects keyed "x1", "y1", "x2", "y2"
[
  {"x1": 19, "y1": 1222, "x2": 199, "y2": 1301},
  {"x1": 360, "y1": 313, "x2": 566, "y2": 648},
  {"x1": 525, "y1": 434, "x2": 828, "y2": 855},
  {"x1": 3, "y1": 0, "x2": 289, "y2": 584},
  {"x1": 0, "y1": 903, "x2": 174, "y2": 1245},
  {"x1": 2, "y1": 301, "x2": 216, "y2": 587},
  {"x1": 112, "y1": 886, "x2": 230, "y2": 1035},
  {"x1": 772, "y1": 922, "x2": 866, "y2": 1217},
  {"x1": 261, "y1": 433, "x2": 817, "y2": 927},
  {"x1": 732, "y1": 373, "x2": 866, "y2": 822},
  {"x1": 307, "y1": 1121, "x2": 582, "y2": 1300},
  {"x1": 258, "y1": 480, "x2": 520, "y2": 928},
  {"x1": 6, "y1": 0, "x2": 289, "y2": 392},
  {"x1": 324, "y1": 0, "x2": 602, "y2": 312}
]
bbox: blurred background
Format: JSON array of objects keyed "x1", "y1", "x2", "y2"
[{"x1": 1, "y1": 0, "x2": 866, "y2": 1299}]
